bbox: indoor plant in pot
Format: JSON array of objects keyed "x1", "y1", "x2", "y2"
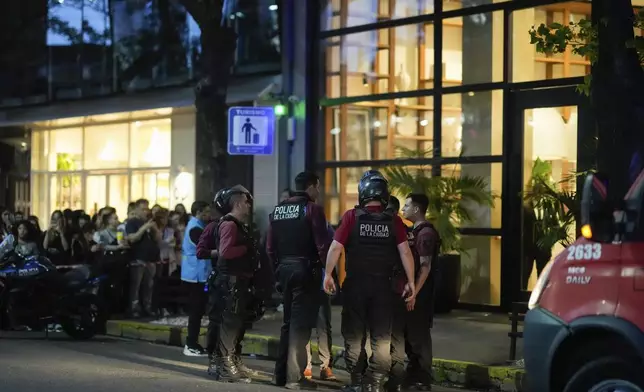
[
  {"x1": 522, "y1": 159, "x2": 580, "y2": 290},
  {"x1": 383, "y1": 147, "x2": 496, "y2": 313}
]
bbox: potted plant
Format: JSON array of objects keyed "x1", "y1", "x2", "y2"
[
  {"x1": 522, "y1": 159, "x2": 580, "y2": 289},
  {"x1": 383, "y1": 147, "x2": 496, "y2": 313}
]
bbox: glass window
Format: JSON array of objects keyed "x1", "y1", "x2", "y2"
[
  {"x1": 323, "y1": 97, "x2": 434, "y2": 162},
  {"x1": 322, "y1": 0, "x2": 435, "y2": 31},
  {"x1": 323, "y1": 166, "x2": 375, "y2": 223},
  {"x1": 441, "y1": 90, "x2": 503, "y2": 157},
  {"x1": 511, "y1": 2, "x2": 591, "y2": 83},
  {"x1": 48, "y1": 128, "x2": 83, "y2": 172},
  {"x1": 131, "y1": 171, "x2": 171, "y2": 208},
  {"x1": 47, "y1": 0, "x2": 83, "y2": 101},
  {"x1": 325, "y1": 23, "x2": 434, "y2": 98},
  {"x1": 458, "y1": 235, "x2": 501, "y2": 306},
  {"x1": 443, "y1": 0, "x2": 509, "y2": 12},
  {"x1": 323, "y1": 165, "x2": 435, "y2": 223},
  {"x1": 84, "y1": 124, "x2": 129, "y2": 170},
  {"x1": 130, "y1": 119, "x2": 172, "y2": 168},
  {"x1": 230, "y1": 0, "x2": 281, "y2": 67},
  {"x1": 111, "y1": 0, "x2": 192, "y2": 91},
  {"x1": 441, "y1": 163, "x2": 502, "y2": 228},
  {"x1": 442, "y1": 11, "x2": 503, "y2": 86},
  {"x1": 51, "y1": 173, "x2": 82, "y2": 212}
]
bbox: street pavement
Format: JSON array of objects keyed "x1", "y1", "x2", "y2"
[
  {"x1": 153, "y1": 307, "x2": 521, "y2": 365},
  {"x1": 0, "y1": 334, "x2": 477, "y2": 392}
]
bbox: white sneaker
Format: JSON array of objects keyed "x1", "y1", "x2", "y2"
[{"x1": 183, "y1": 344, "x2": 208, "y2": 357}]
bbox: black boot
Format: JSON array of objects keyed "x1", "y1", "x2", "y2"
[
  {"x1": 233, "y1": 354, "x2": 259, "y2": 377},
  {"x1": 363, "y1": 373, "x2": 386, "y2": 392},
  {"x1": 383, "y1": 379, "x2": 402, "y2": 392},
  {"x1": 341, "y1": 373, "x2": 363, "y2": 392},
  {"x1": 209, "y1": 356, "x2": 251, "y2": 383},
  {"x1": 207, "y1": 356, "x2": 220, "y2": 378}
]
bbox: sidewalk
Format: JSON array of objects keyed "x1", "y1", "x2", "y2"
[
  {"x1": 249, "y1": 307, "x2": 521, "y2": 365},
  {"x1": 106, "y1": 307, "x2": 526, "y2": 391}
]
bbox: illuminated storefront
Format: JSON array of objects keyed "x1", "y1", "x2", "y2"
[
  {"x1": 30, "y1": 107, "x2": 196, "y2": 220},
  {"x1": 308, "y1": 0, "x2": 620, "y2": 309}
]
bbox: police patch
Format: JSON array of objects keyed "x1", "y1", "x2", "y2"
[
  {"x1": 272, "y1": 204, "x2": 302, "y2": 220},
  {"x1": 359, "y1": 223, "x2": 390, "y2": 238}
]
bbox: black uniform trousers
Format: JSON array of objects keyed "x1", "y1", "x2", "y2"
[
  {"x1": 274, "y1": 259, "x2": 321, "y2": 385},
  {"x1": 392, "y1": 289, "x2": 434, "y2": 385},
  {"x1": 185, "y1": 281, "x2": 209, "y2": 348},
  {"x1": 341, "y1": 276, "x2": 393, "y2": 383},
  {"x1": 206, "y1": 273, "x2": 251, "y2": 358}
]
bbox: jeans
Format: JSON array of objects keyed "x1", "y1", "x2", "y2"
[
  {"x1": 128, "y1": 261, "x2": 156, "y2": 313},
  {"x1": 205, "y1": 274, "x2": 250, "y2": 358},
  {"x1": 341, "y1": 276, "x2": 393, "y2": 383},
  {"x1": 390, "y1": 296, "x2": 408, "y2": 385},
  {"x1": 306, "y1": 290, "x2": 333, "y2": 370},
  {"x1": 184, "y1": 281, "x2": 208, "y2": 348},
  {"x1": 404, "y1": 295, "x2": 434, "y2": 385},
  {"x1": 274, "y1": 261, "x2": 321, "y2": 385}
]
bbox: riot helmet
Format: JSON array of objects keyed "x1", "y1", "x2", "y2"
[
  {"x1": 214, "y1": 185, "x2": 253, "y2": 215},
  {"x1": 358, "y1": 170, "x2": 390, "y2": 207}
]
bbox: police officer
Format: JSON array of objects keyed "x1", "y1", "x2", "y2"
[
  {"x1": 267, "y1": 171, "x2": 331, "y2": 390},
  {"x1": 394, "y1": 193, "x2": 439, "y2": 391},
  {"x1": 200, "y1": 185, "x2": 259, "y2": 383},
  {"x1": 323, "y1": 170, "x2": 416, "y2": 392}
]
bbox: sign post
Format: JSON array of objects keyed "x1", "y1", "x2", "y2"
[{"x1": 227, "y1": 106, "x2": 275, "y2": 155}]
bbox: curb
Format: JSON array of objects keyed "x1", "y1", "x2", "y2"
[{"x1": 106, "y1": 320, "x2": 526, "y2": 391}]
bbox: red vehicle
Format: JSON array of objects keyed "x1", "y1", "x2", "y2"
[{"x1": 524, "y1": 172, "x2": 644, "y2": 392}]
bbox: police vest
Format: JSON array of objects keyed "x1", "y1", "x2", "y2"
[
  {"x1": 269, "y1": 196, "x2": 317, "y2": 261},
  {"x1": 214, "y1": 215, "x2": 258, "y2": 277},
  {"x1": 345, "y1": 208, "x2": 398, "y2": 278},
  {"x1": 408, "y1": 222, "x2": 439, "y2": 266},
  {"x1": 410, "y1": 221, "x2": 441, "y2": 298}
]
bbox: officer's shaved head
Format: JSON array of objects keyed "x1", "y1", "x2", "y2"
[{"x1": 229, "y1": 185, "x2": 251, "y2": 205}]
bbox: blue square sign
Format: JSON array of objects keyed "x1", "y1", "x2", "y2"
[{"x1": 227, "y1": 106, "x2": 275, "y2": 155}]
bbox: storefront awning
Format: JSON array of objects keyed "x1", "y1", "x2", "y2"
[{"x1": 0, "y1": 74, "x2": 282, "y2": 127}]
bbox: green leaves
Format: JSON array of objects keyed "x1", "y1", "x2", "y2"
[
  {"x1": 523, "y1": 159, "x2": 580, "y2": 251},
  {"x1": 528, "y1": 10, "x2": 644, "y2": 96},
  {"x1": 383, "y1": 148, "x2": 496, "y2": 254}
]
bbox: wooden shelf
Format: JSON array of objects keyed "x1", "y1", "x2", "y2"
[
  {"x1": 327, "y1": 71, "x2": 390, "y2": 79},
  {"x1": 535, "y1": 57, "x2": 590, "y2": 66}
]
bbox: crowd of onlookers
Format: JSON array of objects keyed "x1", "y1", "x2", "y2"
[{"x1": 0, "y1": 200, "x2": 194, "y2": 320}]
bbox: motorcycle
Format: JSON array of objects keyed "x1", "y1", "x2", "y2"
[{"x1": 0, "y1": 250, "x2": 107, "y2": 340}]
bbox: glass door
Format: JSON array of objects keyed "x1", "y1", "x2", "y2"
[
  {"x1": 108, "y1": 174, "x2": 129, "y2": 218},
  {"x1": 521, "y1": 105, "x2": 578, "y2": 291},
  {"x1": 131, "y1": 171, "x2": 171, "y2": 208},
  {"x1": 86, "y1": 175, "x2": 107, "y2": 216},
  {"x1": 502, "y1": 85, "x2": 593, "y2": 307}
]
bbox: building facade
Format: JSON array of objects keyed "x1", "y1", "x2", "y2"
[
  {"x1": 301, "y1": 0, "x2": 637, "y2": 309},
  {"x1": 0, "y1": 0, "x2": 283, "y2": 219}
]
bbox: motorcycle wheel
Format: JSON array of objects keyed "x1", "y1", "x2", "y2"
[{"x1": 59, "y1": 294, "x2": 105, "y2": 340}]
